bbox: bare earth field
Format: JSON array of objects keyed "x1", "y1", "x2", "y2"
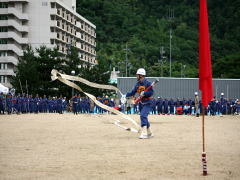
[{"x1": 0, "y1": 113, "x2": 239, "y2": 180}]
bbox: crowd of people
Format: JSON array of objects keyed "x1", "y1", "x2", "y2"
[{"x1": 0, "y1": 92, "x2": 239, "y2": 116}]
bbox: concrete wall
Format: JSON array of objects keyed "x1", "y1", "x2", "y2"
[
  {"x1": 60, "y1": 0, "x2": 76, "y2": 11},
  {"x1": 26, "y1": 0, "x2": 52, "y2": 49}
]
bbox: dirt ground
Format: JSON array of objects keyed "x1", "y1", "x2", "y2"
[{"x1": 0, "y1": 113, "x2": 239, "y2": 180}]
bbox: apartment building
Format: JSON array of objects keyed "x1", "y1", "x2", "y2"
[{"x1": 0, "y1": 0, "x2": 97, "y2": 88}]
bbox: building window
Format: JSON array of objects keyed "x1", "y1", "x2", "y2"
[
  {"x1": 51, "y1": 2, "x2": 55, "y2": 8},
  {"x1": 0, "y1": 63, "x2": 7, "y2": 70},
  {"x1": 0, "y1": 2, "x2": 8, "y2": 8},
  {"x1": 0, "y1": 27, "x2": 8, "y2": 32},
  {"x1": 42, "y1": 2, "x2": 48, "y2": 6},
  {"x1": 51, "y1": 39, "x2": 54, "y2": 44},
  {"x1": 57, "y1": 33, "x2": 59, "y2": 38},
  {"x1": 57, "y1": 21, "x2": 60, "y2": 27},
  {"x1": 50, "y1": 27, "x2": 54, "y2": 32},
  {"x1": 0, "y1": 76, "x2": 5, "y2": 83},
  {"x1": 0, "y1": 39, "x2": 7, "y2": 44},
  {"x1": 0, "y1": 15, "x2": 8, "y2": 20},
  {"x1": 0, "y1": 75, "x2": 7, "y2": 83},
  {"x1": 50, "y1": 15, "x2": 55, "y2": 20},
  {"x1": 0, "y1": 51, "x2": 7, "y2": 56}
]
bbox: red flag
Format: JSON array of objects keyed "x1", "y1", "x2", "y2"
[{"x1": 199, "y1": 0, "x2": 213, "y2": 107}]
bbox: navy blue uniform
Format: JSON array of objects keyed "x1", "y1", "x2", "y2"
[{"x1": 126, "y1": 79, "x2": 154, "y2": 128}]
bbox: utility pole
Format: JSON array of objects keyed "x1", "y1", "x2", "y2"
[
  {"x1": 170, "y1": 28, "x2": 172, "y2": 77},
  {"x1": 183, "y1": 65, "x2": 186, "y2": 77},
  {"x1": 128, "y1": 63, "x2": 132, "y2": 76},
  {"x1": 168, "y1": 8, "x2": 174, "y2": 77},
  {"x1": 124, "y1": 43, "x2": 130, "y2": 77},
  {"x1": 159, "y1": 46, "x2": 165, "y2": 77},
  {"x1": 181, "y1": 63, "x2": 183, "y2": 78},
  {"x1": 181, "y1": 64, "x2": 186, "y2": 78}
]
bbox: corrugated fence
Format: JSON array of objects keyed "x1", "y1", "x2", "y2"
[{"x1": 117, "y1": 77, "x2": 240, "y2": 100}]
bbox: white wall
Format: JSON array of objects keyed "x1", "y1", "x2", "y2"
[
  {"x1": 60, "y1": 0, "x2": 76, "y2": 11},
  {"x1": 26, "y1": 0, "x2": 52, "y2": 50}
]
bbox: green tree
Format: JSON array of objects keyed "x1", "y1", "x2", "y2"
[
  {"x1": 213, "y1": 53, "x2": 240, "y2": 78},
  {"x1": 35, "y1": 46, "x2": 64, "y2": 96},
  {"x1": 76, "y1": 0, "x2": 239, "y2": 78},
  {"x1": 11, "y1": 46, "x2": 39, "y2": 94}
]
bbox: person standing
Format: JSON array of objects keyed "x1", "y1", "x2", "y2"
[
  {"x1": 6, "y1": 93, "x2": 12, "y2": 114},
  {"x1": 194, "y1": 92, "x2": 200, "y2": 117},
  {"x1": 0, "y1": 93, "x2": 4, "y2": 114},
  {"x1": 72, "y1": 95, "x2": 78, "y2": 115},
  {"x1": 156, "y1": 97, "x2": 163, "y2": 115},
  {"x1": 123, "y1": 68, "x2": 154, "y2": 139}
]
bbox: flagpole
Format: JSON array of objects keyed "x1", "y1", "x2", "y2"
[
  {"x1": 199, "y1": 0, "x2": 213, "y2": 176},
  {"x1": 202, "y1": 106, "x2": 207, "y2": 176},
  {"x1": 202, "y1": 106, "x2": 205, "y2": 152}
]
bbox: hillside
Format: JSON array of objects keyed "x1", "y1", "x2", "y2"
[{"x1": 76, "y1": 0, "x2": 240, "y2": 78}]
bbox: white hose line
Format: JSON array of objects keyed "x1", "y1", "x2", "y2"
[{"x1": 51, "y1": 69, "x2": 140, "y2": 133}]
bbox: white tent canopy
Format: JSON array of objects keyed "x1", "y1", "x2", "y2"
[{"x1": 0, "y1": 83, "x2": 9, "y2": 94}]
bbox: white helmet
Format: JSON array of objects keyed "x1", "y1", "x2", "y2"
[
  {"x1": 221, "y1": 92, "x2": 224, "y2": 96},
  {"x1": 136, "y1": 68, "x2": 146, "y2": 76},
  {"x1": 195, "y1": 92, "x2": 198, "y2": 95}
]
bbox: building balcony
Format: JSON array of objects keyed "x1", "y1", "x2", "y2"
[
  {"x1": 8, "y1": 8, "x2": 29, "y2": 20},
  {"x1": 0, "y1": 0, "x2": 28, "y2": 3},
  {"x1": 0, "y1": 56, "x2": 18, "y2": 65},
  {"x1": 1, "y1": 20, "x2": 29, "y2": 32},
  {"x1": 0, "y1": 32, "x2": 28, "y2": 44},
  {"x1": 50, "y1": 32, "x2": 57, "y2": 39},
  {"x1": 6, "y1": 0, "x2": 29, "y2": 2},
  {"x1": 50, "y1": 20, "x2": 57, "y2": 27},
  {"x1": 0, "y1": 69, "x2": 15, "y2": 76},
  {"x1": 0, "y1": 44, "x2": 23, "y2": 56},
  {"x1": 0, "y1": 9, "x2": 8, "y2": 15},
  {"x1": 50, "y1": 8, "x2": 57, "y2": 15},
  {"x1": 76, "y1": 42, "x2": 81, "y2": 49}
]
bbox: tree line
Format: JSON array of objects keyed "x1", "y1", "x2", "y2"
[
  {"x1": 76, "y1": 0, "x2": 240, "y2": 78},
  {"x1": 11, "y1": 46, "x2": 110, "y2": 98},
  {"x1": 12, "y1": 0, "x2": 240, "y2": 96}
]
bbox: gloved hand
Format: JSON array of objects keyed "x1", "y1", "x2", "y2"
[
  {"x1": 120, "y1": 94, "x2": 127, "y2": 104},
  {"x1": 140, "y1": 91, "x2": 145, "y2": 96}
]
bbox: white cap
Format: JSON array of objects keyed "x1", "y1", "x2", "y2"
[
  {"x1": 195, "y1": 92, "x2": 198, "y2": 95},
  {"x1": 221, "y1": 93, "x2": 224, "y2": 95},
  {"x1": 136, "y1": 68, "x2": 146, "y2": 76}
]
